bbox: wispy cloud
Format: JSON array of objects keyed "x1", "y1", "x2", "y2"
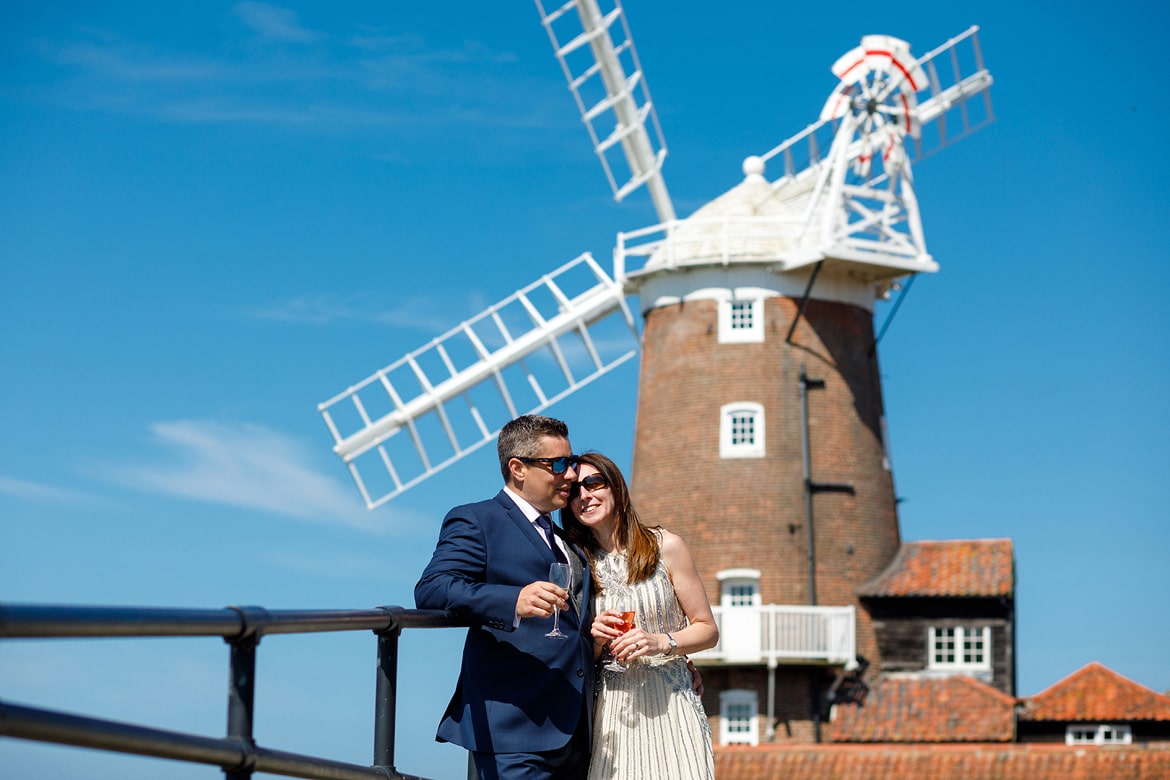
[
  {"x1": 101, "y1": 420, "x2": 393, "y2": 532},
  {"x1": 38, "y1": 37, "x2": 234, "y2": 82},
  {"x1": 245, "y1": 292, "x2": 489, "y2": 332},
  {"x1": 24, "y1": 5, "x2": 552, "y2": 133},
  {"x1": 0, "y1": 475, "x2": 94, "y2": 504},
  {"x1": 233, "y1": 2, "x2": 322, "y2": 44}
]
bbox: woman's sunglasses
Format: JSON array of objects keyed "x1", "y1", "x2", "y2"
[{"x1": 570, "y1": 474, "x2": 608, "y2": 498}]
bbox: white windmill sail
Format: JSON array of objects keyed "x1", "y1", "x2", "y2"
[
  {"x1": 319, "y1": 253, "x2": 636, "y2": 508},
  {"x1": 536, "y1": 0, "x2": 675, "y2": 223}
]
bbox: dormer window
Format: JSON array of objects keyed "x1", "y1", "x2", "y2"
[
  {"x1": 928, "y1": 625, "x2": 991, "y2": 672},
  {"x1": 718, "y1": 299, "x2": 764, "y2": 343},
  {"x1": 1067, "y1": 724, "x2": 1132, "y2": 746}
]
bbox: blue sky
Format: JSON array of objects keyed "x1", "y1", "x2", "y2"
[{"x1": 2, "y1": 1, "x2": 1168, "y2": 778}]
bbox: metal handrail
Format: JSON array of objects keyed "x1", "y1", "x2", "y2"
[
  {"x1": 0, "y1": 602, "x2": 464, "y2": 780},
  {"x1": 0, "y1": 603, "x2": 454, "y2": 638}
]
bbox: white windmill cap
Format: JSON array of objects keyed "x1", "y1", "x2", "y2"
[{"x1": 642, "y1": 158, "x2": 812, "y2": 272}]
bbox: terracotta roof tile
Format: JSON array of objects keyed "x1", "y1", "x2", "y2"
[
  {"x1": 1020, "y1": 662, "x2": 1170, "y2": 722},
  {"x1": 857, "y1": 539, "x2": 1014, "y2": 598},
  {"x1": 829, "y1": 674, "x2": 1015, "y2": 742},
  {"x1": 715, "y1": 744, "x2": 1170, "y2": 780}
]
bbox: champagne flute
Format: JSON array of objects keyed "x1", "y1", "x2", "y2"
[
  {"x1": 545, "y1": 563, "x2": 572, "y2": 639},
  {"x1": 602, "y1": 598, "x2": 636, "y2": 672}
]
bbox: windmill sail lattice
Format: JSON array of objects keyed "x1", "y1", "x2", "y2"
[
  {"x1": 536, "y1": 0, "x2": 675, "y2": 223},
  {"x1": 318, "y1": 253, "x2": 636, "y2": 508}
]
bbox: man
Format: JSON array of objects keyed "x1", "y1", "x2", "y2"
[{"x1": 415, "y1": 415, "x2": 593, "y2": 780}]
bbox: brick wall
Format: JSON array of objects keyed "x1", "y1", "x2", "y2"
[{"x1": 713, "y1": 744, "x2": 1170, "y2": 779}]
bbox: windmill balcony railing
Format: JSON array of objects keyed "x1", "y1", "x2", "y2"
[
  {"x1": 690, "y1": 604, "x2": 856, "y2": 668},
  {"x1": 614, "y1": 216, "x2": 812, "y2": 281}
]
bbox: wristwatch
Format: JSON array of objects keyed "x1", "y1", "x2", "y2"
[{"x1": 664, "y1": 632, "x2": 677, "y2": 656}]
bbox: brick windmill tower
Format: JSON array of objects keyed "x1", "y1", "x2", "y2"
[
  {"x1": 317, "y1": 0, "x2": 992, "y2": 746},
  {"x1": 629, "y1": 154, "x2": 912, "y2": 744}
]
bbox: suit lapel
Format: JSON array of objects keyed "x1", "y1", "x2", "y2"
[
  {"x1": 497, "y1": 491, "x2": 555, "y2": 564},
  {"x1": 553, "y1": 526, "x2": 588, "y2": 615},
  {"x1": 495, "y1": 492, "x2": 589, "y2": 616}
]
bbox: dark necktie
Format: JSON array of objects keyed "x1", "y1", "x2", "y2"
[{"x1": 536, "y1": 514, "x2": 568, "y2": 564}]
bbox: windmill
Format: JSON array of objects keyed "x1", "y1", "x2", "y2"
[
  {"x1": 317, "y1": 2, "x2": 992, "y2": 511},
  {"x1": 318, "y1": 2, "x2": 992, "y2": 744}
]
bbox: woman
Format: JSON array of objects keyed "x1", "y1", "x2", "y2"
[{"x1": 561, "y1": 451, "x2": 718, "y2": 780}]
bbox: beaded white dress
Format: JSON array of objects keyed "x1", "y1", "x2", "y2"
[{"x1": 588, "y1": 540, "x2": 715, "y2": 780}]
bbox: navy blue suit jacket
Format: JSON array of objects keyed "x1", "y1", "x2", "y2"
[{"x1": 414, "y1": 490, "x2": 595, "y2": 754}]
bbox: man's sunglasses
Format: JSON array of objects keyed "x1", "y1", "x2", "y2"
[
  {"x1": 514, "y1": 456, "x2": 578, "y2": 475},
  {"x1": 569, "y1": 474, "x2": 608, "y2": 498}
]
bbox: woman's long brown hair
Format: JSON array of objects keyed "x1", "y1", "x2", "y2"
[{"x1": 560, "y1": 451, "x2": 660, "y2": 594}]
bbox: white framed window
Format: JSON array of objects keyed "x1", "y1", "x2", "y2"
[
  {"x1": 720, "y1": 402, "x2": 765, "y2": 459},
  {"x1": 727, "y1": 582, "x2": 756, "y2": 607},
  {"x1": 928, "y1": 625, "x2": 991, "y2": 671},
  {"x1": 720, "y1": 689, "x2": 759, "y2": 746},
  {"x1": 717, "y1": 569, "x2": 762, "y2": 608},
  {"x1": 718, "y1": 299, "x2": 764, "y2": 343},
  {"x1": 1067, "y1": 724, "x2": 1132, "y2": 746}
]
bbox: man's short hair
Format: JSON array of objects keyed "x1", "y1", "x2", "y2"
[{"x1": 497, "y1": 415, "x2": 570, "y2": 481}]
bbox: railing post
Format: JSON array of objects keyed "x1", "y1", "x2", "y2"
[
  {"x1": 224, "y1": 607, "x2": 266, "y2": 780},
  {"x1": 223, "y1": 635, "x2": 258, "y2": 779},
  {"x1": 373, "y1": 607, "x2": 402, "y2": 774}
]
